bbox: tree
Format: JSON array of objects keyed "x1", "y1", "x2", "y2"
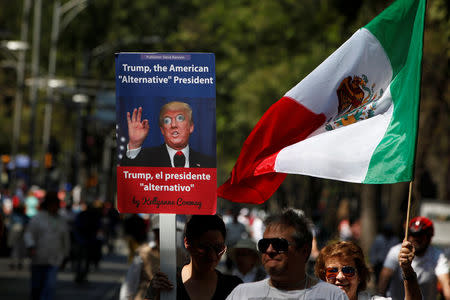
[{"x1": 0, "y1": 0, "x2": 447, "y2": 245}]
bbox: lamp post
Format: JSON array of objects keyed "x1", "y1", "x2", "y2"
[
  {"x1": 72, "y1": 93, "x2": 89, "y2": 187},
  {"x1": 39, "y1": 0, "x2": 88, "y2": 185},
  {"x1": 27, "y1": 0, "x2": 42, "y2": 186},
  {"x1": 1, "y1": 40, "x2": 29, "y2": 51},
  {"x1": 2, "y1": 40, "x2": 29, "y2": 162}
]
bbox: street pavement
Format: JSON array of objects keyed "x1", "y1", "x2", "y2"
[{"x1": 0, "y1": 239, "x2": 129, "y2": 300}]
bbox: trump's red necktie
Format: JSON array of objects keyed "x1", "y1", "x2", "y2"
[{"x1": 174, "y1": 151, "x2": 185, "y2": 167}]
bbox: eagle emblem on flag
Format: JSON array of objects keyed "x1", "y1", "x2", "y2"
[{"x1": 326, "y1": 74, "x2": 384, "y2": 131}]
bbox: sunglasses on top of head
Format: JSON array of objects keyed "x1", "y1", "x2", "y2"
[
  {"x1": 325, "y1": 266, "x2": 356, "y2": 279},
  {"x1": 257, "y1": 238, "x2": 292, "y2": 254}
]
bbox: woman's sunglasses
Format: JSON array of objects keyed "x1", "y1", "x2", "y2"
[
  {"x1": 325, "y1": 266, "x2": 356, "y2": 279},
  {"x1": 257, "y1": 238, "x2": 291, "y2": 254},
  {"x1": 193, "y1": 243, "x2": 227, "y2": 256}
]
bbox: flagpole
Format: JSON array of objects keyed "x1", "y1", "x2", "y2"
[
  {"x1": 404, "y1": 0, "x2": 427, "y2": 242},
  {"x1": 404, "y1": 181, "x2": 414, "y2": 240}
]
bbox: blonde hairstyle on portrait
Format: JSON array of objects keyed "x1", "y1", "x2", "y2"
[{"x1": 159, "y1": 101, "x2": 193, "y2": 126}]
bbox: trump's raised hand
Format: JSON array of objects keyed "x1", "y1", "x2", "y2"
[{"x1": 127, "y1": 107, "x2": 150, "y2": 149}]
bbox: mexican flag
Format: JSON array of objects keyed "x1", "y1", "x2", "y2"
[{"x1": 218, "y1": 0, "x2": 426, "y2": 204}]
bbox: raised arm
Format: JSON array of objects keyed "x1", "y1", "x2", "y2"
[
  {"x1": 399, "y1": 240, "x2": 422, "y2": 300},
  {"x1": 127, "y1": 107, "x2": 150, "y2": 150}
]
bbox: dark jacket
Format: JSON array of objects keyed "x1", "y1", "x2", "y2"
[{"x1": 120, "y1": 144, "x2": 215, "y2": 168}]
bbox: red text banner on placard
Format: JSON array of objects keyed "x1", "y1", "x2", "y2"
[{"x1": 117, "y1": 166, "x2": 217, "y2": 214}]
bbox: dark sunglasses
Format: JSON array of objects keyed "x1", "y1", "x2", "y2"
[
  {"x1": 325, "y1": 266, "x2": 356, "y2": 279},
  {"x1": 194, "y1": 243, "x2": 227, "y2": 256},
  {"x1": 257, "y1": 238, "x2": 291, "y2": 254},
  {"x1": 409, "y1": 231, "x2": 426, "y2": 237}
]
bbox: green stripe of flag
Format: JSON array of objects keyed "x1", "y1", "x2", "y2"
[{"x1": 363, "y1": 0, "x2": 426, "y2": 183}]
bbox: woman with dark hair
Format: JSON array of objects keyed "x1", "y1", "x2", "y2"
[
  {"x1": 145, "y1": 214, "x2": 242, "y2": 300},
  {"x1": 314, "y1": 240, "x2": 421, "y2": 300}
]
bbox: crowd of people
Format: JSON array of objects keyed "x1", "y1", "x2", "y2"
[
  {"x1": 118, "y1": 208, "x2": 449, "y2": 300},
  {"x1": 0, "y1": 185, "x2": 121, "y2": 300},
  {"x1": 1, "y1": 184, "x2": 449, "y2": 300}
]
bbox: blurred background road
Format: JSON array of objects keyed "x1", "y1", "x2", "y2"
[{"x1": 0, "y1": 239, "x2": 128, "y2": 300}]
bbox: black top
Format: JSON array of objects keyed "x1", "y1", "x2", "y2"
[{"x1": 145, "y1": 269, "x2": 242, "y2": 300}]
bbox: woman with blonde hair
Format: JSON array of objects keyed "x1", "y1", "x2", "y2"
[{"x1": 315, "y1": 240, "x2": 421, "y2": 300}]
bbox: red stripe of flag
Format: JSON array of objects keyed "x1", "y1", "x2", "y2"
[{"x1": 218, "y1": 97, "x2": 326, "y2": 204}]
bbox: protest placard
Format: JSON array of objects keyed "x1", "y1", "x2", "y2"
[{"x1": 115, "y1": 53, "x2": 216, "y2": 214}]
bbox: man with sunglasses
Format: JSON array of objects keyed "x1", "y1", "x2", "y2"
[
  {"x1": 378, "y1": 216, "x2": 450, "y2": 300},
  {"x1": 226, "y1": 208, "x2": 347, "y2": 299}
]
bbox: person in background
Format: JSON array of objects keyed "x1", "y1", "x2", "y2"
[
  {"x1": 369, "y1": 223, "x2": 399, "y2": 284},
  {"x1": 226, "y1": 208, "x2": 347, "y2": 299},
  {"x1": 315, "y1": 240, "x2": 421, "y2": 300},
  {"x1": 120, "y1": 215, "x2": 161, "y2": 300},
  {"x1": 72, "y1": 201, "x2": 102, "y2": 283},
  {"x1": 378, "y1": 216, "x2": 450, "y2": 300},
  {"x1": 123, "y1": 214, "x2": 148, "y2": 263},
  {"x1": 248, "y1": 209, "x2": 265, "y2": 242},
  {"x1": 58, "y1": 203, "x2": 76, "y2": 271},
  {"x1": 24, "y1": 191, "x2": 70, "y2": 300},
  {"x1": 24, "y1": 186, "x2": 39, "y2": 218},
  {"x1": 7, "y1": 203, "x2": 29, "y2": 269},
  {"x1": 101, "y1": 200, "x2": 120, "y2": 255},
  {"x1": 121, "y1": 214, "x2": 188, "y2": 300},
  {"x1": 228, "y1": 238, "x2": 266, "y2": 283},
  {"x1": 145, "y1": 214, "x2": 242, "y2": 300},
  {"x1": 225, "y1": 208, "x2": 248, "y2": 271}
]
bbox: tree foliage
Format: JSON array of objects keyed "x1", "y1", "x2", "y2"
[{"x1": 0, "y1": 0, "x2": 448, "y2": 235}]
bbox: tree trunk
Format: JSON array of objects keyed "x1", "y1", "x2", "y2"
[
  {"x1": 360, "y1": 184, "x2": 377, "y2": 255},
  {"x1": 386, "y1": 182, "x2": 409, "y2": 237}
]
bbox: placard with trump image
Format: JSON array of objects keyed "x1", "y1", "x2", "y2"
[{"x1": 115, "y1": 53, "x2": 216, "y2": 214}]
